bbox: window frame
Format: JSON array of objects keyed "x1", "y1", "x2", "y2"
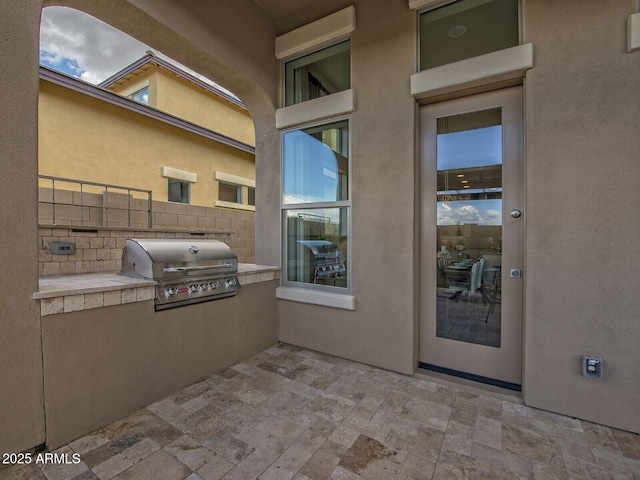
[
  {"x1": 281, "y1": 116, "x2": 352, "y2": 294},
  {"x1": 218, "y1": 181, "x2": 242, "y2": 204},
  {"x1": 128, "y1": 86, "x2": 149, "y2": 105},
  {"x1": 417, "y1": 0, "x2": 522, "y2": 72},
  {"x1": 283, "y1": 39, "x2": 352, "y2": 107},
  {"x1": 167, "y1": 177, "x2": 190, "y2": 204}
]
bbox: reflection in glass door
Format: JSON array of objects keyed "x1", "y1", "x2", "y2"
[
  {"x1": 420, "y1": 87, "x2": 523, "y2": 388},
  {"x1": 436, "y1": 108, "x2": 503, "y2": 347}
]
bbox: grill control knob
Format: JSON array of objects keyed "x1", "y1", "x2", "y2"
[
  {"x1": 189, "y1": 285, "x2": 198, "y2": 293},
  {"x1": 209, "y1": 281, "x2": 219, "y2": 289},
  {"x1": 167, "y1": 286, "x2": 178, "y2": 296}
]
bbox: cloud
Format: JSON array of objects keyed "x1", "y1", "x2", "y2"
[
  {"x1": 40, "y1": 7, "x2": 149, "y2": 84},
  {"x1": 438, "y1": 201, "x2": 502, "y2": 226},
  {"x1": 39, "y1": 6, "x2": 239, "y2": 100}
]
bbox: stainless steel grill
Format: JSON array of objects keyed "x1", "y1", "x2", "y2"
[
  {"x1": 120, "y1": 238, "x2": 239, "y2": 310},
  {"x1": 296, "y1": 240, "x2": 346, "y2": 284}
]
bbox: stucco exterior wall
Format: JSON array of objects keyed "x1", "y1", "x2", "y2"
[
  {"x1": 153, "y1": 70, "x2": 256, "y2": 147},
  {"x1": 277, "y1": 0, "x2": 418, "y2": 375},
  {"x1": 38, "y1": 80, "x2": 256, "y2": 208},
  {"x1": 0, "y1": 0, "x2": 46, "y2": 454},
  {"x1": 42, "y1": 280, "x2": 279, "y2": 449},
  {"x1": 522, "y1": 0, "x2": 640, "y2": 432},
  {"x1": 2, "y1": 0, "x2": 638, "y2": 456}
]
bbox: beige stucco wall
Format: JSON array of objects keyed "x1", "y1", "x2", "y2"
[
  {"x1": 106, "y1": 63, "x2": 256, "y2": 147},
  {"x1": 0, "y1": 0, "x2": 46, "y2": 454},
  {"x1": 521, "y1": 0, "x2": 640, "y2": 432},
  {"x1": 2, "y1": 0, "x2": 638, "y2": 455},
  {"x1": 42, "y1": 280, "x2": 279, "y2": 448},
  {"x1": 154, "y1": 69, "x2": 256, "y2": 147},
  {"x1": 277, "y1": 0, "x2": 418, "y2": 376},
  {"x1": 39, "y1": 80, "x2": 256, "y2": 208}
]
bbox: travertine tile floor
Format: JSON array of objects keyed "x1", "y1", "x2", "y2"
[{"x1": 3, "y1": 343, "x2": 639, "y2": 480}]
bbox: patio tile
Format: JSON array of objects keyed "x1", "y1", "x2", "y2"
[
  {"x1": 258, "y1": 444, "x2": 314, "y2": 480},
  {"x1": 298, "y1": 440, "x2": 348, "y2": 480},
  {"x1": 194, "y1": 454, "x2": 234, "y2": 480},
  {"x1": 110, "y1": 450, "x2": 190, "y2": 480},
  {"x1": 91, "y1": 453, "x2": 132, "y2": 480},
  {"x1": 121, "y1": 437, "x2": 161, "y2": 464},
  {"x1": 3, "y1": 342, "x2": 639, "y2": 480},
  {"x1": 202, "y1": 429, "x2": 255, "y2": 464},
  {"x1": 163, "y1": 435, "x2": 216, "y2": 471},
  {"x1": 338, "y1": 434, "x2": 404, "y2": 479}
]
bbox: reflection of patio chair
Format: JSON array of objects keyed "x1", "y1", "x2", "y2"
[
  {"x1": 437, "y1": 249, "x2": 452, "y2": 292},
  {"x1": 479, "y1": 267, "x2": 501, "y2": 322}
]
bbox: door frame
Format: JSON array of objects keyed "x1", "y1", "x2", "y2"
[{"x1": 418, "y1": 86, "x2": 524, "y2": 387}]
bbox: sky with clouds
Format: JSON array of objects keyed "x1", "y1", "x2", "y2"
[
  {"x1": 40, "y1": 6, "x2": 148, "y2": 84},
  {"x1": 39, "y1": 6, "x2": 237, "y2": 97}
]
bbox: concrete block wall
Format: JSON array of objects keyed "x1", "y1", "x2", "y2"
[
  {"x1": 38, "y1": 189, "x2": 256, "y2": 274},
  {"x1": 38, "y1": 227, "x2": 228, "y2": 275},
  {"x1": 38, "y1": 223, "x2": 254, "y2": 275}
]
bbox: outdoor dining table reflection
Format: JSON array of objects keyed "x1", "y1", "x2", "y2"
[
  {"x1": 442, "y1": 261, "x2": 473, "y2": 300},
  {"x1": 441, "y1": 261, "x2": 501, "y2": 305}
]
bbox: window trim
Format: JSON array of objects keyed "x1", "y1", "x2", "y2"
[
  {"x1": 276, "y1": 285, "x2": 356, "y2": 310},
  {"x1": 410, "y1": 43, "x2": 533, "y2": 101},
  {"x1": 276, "y1": 88, "x2": 355, "y2": 130},
  {"x1": 275, "y1": 6, "x2": 356, "y2": 60},
  {"x1": 162, "y1": 166, "x2": 197, "y2": 183},
  {"x1": 280, "y1": 116, "x2": 352, "y2": 295},
  {"x1": 214, "y1": 171, "x2": 256, "y2": 211}
]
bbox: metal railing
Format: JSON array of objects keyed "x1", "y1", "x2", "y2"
[{"x1": 38, "y1": 175, "x2": 153, "y2": 228}]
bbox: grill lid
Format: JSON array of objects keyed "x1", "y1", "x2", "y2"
[{"x1": 121, "y1": 238, "x2": 237, "y2": 280}]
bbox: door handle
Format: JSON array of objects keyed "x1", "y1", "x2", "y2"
[{"x1": 510, "y1": 209, "x2": 522, "y2": 218}]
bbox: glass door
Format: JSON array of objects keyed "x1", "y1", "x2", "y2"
[{"x1": 419, "y1": 87, "x2": 523, "y2": 388}]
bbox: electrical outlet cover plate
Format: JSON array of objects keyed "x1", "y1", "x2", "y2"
[{"x1": 582, "y1": 355, "x2": 603, "y2": 378}]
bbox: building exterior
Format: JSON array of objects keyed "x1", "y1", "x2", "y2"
[
  {"x1": 1, "y1": 0, "x2": 639, "y2": 455},
  {"x1": 39, "y1": 52, "x2": 257, "y2": 210}
]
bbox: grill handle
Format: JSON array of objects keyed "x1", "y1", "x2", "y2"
[{"x1": 163, "y1": 264, "x2": 233, "y2": 273}]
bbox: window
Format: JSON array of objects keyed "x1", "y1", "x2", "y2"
[
  {"x1": 285, "y1": 40, "x2": 351, "y2": 106},
  {"x1": 128, "y1": 86, "x2": 149, "y2": 104},
  {"x1": 282, "y1": 119, "x2": 349, "y2": 290},
  {"x1": 219, "y1": 182, "x2": 241, "y2": 203},
  {"x1": 168, "y1": 178, "x2": 189, "y2": 203},
  {"x1": 419, "y1": 0, "x2": 519, "y2": 71},
  {"x1": 214, "y1": 172, "x2": 255, "y2": 211}
]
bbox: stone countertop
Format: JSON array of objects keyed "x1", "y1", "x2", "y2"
[{"x1": 34, "y1": 264, "x2": 280, "y2": 300}]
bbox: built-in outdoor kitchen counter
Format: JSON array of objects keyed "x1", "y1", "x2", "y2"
[
  {"x1": 33, "y1": 263, "x2": 280, "y2": 449},
  {"x1": 35, "y1": 263, "x2": 279, "y2": 316}
]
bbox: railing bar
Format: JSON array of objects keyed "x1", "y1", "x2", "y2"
[
  {"x1": 80, "y1": 182, "x2": 84, "y2": 225},
  {"x1": 52, "y1": 178, "x2": 56, "y2": 225},
  {"x1": 38, "y1": 175, "x2": 154, "y2": 229},
  {"x1": 105, "y1": 186, "x2": 108, "y2": 227},
  {"x1": 38, "y1": 175, "x2": 150, "y2": 194},
  {"x1": 148, "y1": 191, "x2": 153, "y2": 228}
]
